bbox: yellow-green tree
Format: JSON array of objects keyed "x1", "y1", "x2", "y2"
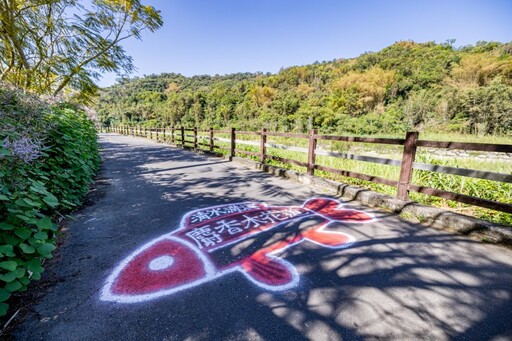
[{"x1": 0, "y1": 0, "x2": 162, "y2": 102}]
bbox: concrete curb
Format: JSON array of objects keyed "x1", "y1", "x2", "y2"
[{"x1": 232, "y1": 156, "x2": 512, "y2": 246}]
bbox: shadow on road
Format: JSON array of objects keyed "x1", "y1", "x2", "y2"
[{"x1": 14, "y1": 134, "x2": 512, "y2": 340}]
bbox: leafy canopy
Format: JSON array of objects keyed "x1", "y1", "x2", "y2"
[{"x1": 0, "y1": 0, "x2": 162, "y2": 103}]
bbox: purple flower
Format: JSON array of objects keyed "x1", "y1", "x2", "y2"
[{"x1": 3, "y1": 136, "x2": 41, "y2": 163}]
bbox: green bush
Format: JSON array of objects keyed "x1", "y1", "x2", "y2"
[{"x1": 0, "y1": 86, "x2": 99, "y2": 316}]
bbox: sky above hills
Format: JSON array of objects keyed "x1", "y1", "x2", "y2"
[{"x1": 98, "y1": 0, "x2": 512, "y2": 87}]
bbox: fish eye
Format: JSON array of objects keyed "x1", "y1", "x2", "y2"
[{"x1": 148, "y1": 255, "x2": 175, "y2": 271}]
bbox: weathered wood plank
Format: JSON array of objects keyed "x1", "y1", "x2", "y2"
[
  {"x1": 417, "y1": 140, "x2": 512, "y2": 152},
  {"x1": 315, "y1": 134, "x2": 405, "y2": 145},
  {"x1": 264, "y1": 132, "x2": 309, "y2": 138},
  {"x1": 314, "y1": 165, "x2": 397, "y2": 186},
  {"x1": 408, "y1": 185, "x2": 512, "y2": 213},
  {"x1": 412, "y1": 163, "x2": 512, "y2": 183}
]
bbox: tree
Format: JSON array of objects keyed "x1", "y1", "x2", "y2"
[
  {"x1": 0, "y1": 0, "x2": 162, "y2": 102},
  {"x1": 95, "y1": 40, "x2": 512, "y2": 136}
]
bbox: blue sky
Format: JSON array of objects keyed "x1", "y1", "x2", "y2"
[{"x1": 98, "y1": 0, "x2": 512, "y2": 87}]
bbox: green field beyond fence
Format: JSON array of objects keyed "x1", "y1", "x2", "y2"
[{"x1": 105, "y1": 126, "x2": 512, "y2": 227}]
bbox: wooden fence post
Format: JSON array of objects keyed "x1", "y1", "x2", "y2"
[
  {"x1": 181, "y1": 127, "x2": 185, "y2": 147},
  {"x1": 307, "y1": 129, "x2": 317, "y2": 175},
  {"x1": 397, "y1": 131, "x2": 419, "y2": 200},
  {"x1": 194, "y1": 127, "x2": 198, "y2": 149},
  {"x1": 260, "y1": 128, "x2": 267, "y2": 164},
  {"x1": 171, "y1": 126, "x2": 175, "y2": 144},
  {"x1": 209, "y1": 128, "x2": 214, "y2": 152},
  {"x1": 230, "y1": 128, "x2": 236, "y2": 159}
]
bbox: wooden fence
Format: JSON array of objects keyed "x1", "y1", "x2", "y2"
[{"x1": 104, "y1": 125, "x2": 512, "y2": 214}]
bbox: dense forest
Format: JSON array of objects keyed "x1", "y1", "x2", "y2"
[{"x1": 96, "y1": 41, "x2": 512, "y2": 136}]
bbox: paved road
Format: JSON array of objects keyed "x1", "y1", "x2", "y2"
[{"x1": 15, "y1": 133, "x2": 512, "y2": 340}]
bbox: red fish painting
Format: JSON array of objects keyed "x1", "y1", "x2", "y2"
[{"x1": 100, "y1": 198, "x2": 374, "y2": 303}]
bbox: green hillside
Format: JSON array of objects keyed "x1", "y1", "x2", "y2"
[{"x1": 96, "y1": 41, "x2": 512, "y2": 136}]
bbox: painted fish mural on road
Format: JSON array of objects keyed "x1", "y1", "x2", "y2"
[{"x1": 100, "y1": 198, "x2": 375, "y2": 303}]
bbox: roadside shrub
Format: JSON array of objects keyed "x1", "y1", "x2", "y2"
[{"x1": 0, "y1": 86, "x2": 99, "y2": 315}]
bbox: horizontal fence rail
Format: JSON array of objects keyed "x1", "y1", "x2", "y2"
[{"x1": 103, "y1": 125, "x2": 512, "y2": 214}]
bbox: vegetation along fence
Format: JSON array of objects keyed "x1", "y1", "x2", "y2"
[{"x1": 104, "y1": 125, "x2": 512, "y2": 215}]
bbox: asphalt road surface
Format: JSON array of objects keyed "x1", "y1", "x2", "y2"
[{"x1": 15, "y1": 133, "x2": 512, "y2": 340}]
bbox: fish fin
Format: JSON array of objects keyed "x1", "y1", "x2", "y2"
[
  {"x1": 302, "y1": 226, "x2": 354, "y2": 248},
  {"x1": 240, "y1": 252, "x2": 297, "y2": 289},
  {"x1": 303, "y1": 198, "x2": 373, "y2": 222}
]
